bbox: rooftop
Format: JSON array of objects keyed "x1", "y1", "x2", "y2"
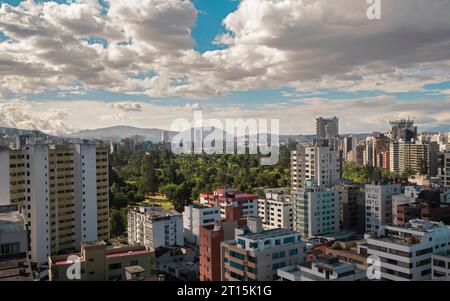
[
  {"x1": 81, "y1": 240, "x2": 107, "y2": 248},
  {"x1": 238, "y1": 228, "x2": 298, "y2": 240},
  {"x1": 125, "y1": 265, "x2": 145, "y2": 274}
]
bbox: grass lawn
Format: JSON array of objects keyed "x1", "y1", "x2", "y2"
[{"x1": 141, "y1": 194, "x2": 174, "y2": 209}]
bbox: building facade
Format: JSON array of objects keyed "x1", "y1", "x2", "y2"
[
  {"x1": 365, "y1": 182, "x2": 402, "y2": 233},
  {"x1": 183, "y1": 205, "x2": 220, "y2": 246},
  {"x1": 291, "y1": 144, "x2": 341, "y2": 194},
  {"x1": 293, "y1": 183, "x2": 340, "y2": 238},
  {"x1": 365, "y1": 220, "x2": 450, "y2": 281},
  {"x1": 48, "y1": 241, "x2": 156, "y2": 281},
  {"x1": 258, "y1": 191, "x2": 293, "y2": 230},
  {"x1": 128, "y1": 206, "x2": 183, "y2": 249},
  {"x1": 221, "y1": 221, "x2": 306, "y2": 281},
  {"x1": 0, "y1": 143, "x2": 109, "y2": 264},
  {"x1": 199, "y1": 188, "x2": 258, "y2": 218}
]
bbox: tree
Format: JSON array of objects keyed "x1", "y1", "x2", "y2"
[
  {"x1": 110, "y1": 209, "x2": 126, "y2": 236},
  {"x1": 139, "y1": 155, "x2": 159, "y2": 195}
]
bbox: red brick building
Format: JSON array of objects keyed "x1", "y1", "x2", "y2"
[{"x1": 199, "y1": 206, "x2": 246, "y2": 281}]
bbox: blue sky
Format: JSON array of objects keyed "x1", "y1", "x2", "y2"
[{"x1": 1, "y1": 0, "x2": 450, "y2": 134}]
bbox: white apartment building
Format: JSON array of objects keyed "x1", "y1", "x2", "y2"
[
  {"x1": 258, "y1": 191, "x2": 293, "y2": 230},
  {"x1": 291, "y1": 144, "x2": 341, "y2": 194},
  {"x1": 293, "y1": 183, "x2": 340, "y2": 238},
  {"x1": 183, "y1": 204, "x2": 220, "y2": 245},
  {"x1": 366, "y1": 219, "x2": 450, "y2": 281},
  {"x1": 365, "y1": 182, "x2": 402, "y2": 233},
  {"x1": 0, "y1": 143, "x2": 109, "y2": 264},
  {"x1": 277, "y1": 255, "x2": 367, "y2": 281},
  {"x1": 128, "y1": 206, "x2": 183, "y2": 249}
]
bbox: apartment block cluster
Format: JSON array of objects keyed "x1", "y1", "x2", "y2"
[
  {"x1": 286, "y1": 117, "x2": 450, "y2": 281},
  {"x1": 2, "y1": 116, "x2": 450, "y2": 282}
]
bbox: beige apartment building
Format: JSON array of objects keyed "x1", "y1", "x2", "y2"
[
  {"x1": 48, "y1": 241, "x2": 156, "y2": 281},
  {"x1": 0, "y1": 143, "x2": 109, "y2": 264}
]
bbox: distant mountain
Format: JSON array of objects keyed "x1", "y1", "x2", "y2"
[
  {"x1": 0, "y1": 127, "x2": 39, "y2": 136},
  {"x1": 68, "y1": 126, "x2": 178, "y2": 143}
]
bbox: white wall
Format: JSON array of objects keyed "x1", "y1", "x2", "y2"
[{"x1": 28, "y1": 145, "x2": 51, "y2": 264}]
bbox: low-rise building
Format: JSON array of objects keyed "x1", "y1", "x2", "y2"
[
  {"x1": 183, "y1": 204, "x2": 220, "y2": 246},
  {"x1": 365, "y1": 219, "x2": 450, "y2": 281},
  {"x1": 200, "y1": 188, "x2": 258, "y2": 218},
  {"x1": 128, "y1": 206, "x2": 183, "y2": 249},
  {"x1": 221, "y1": 218, "x2": 306, "y2": 281},
  {"x1": 325, "y1": 241, "x2": 369, "y2": 267},
  {"x1": 155, "y1": 245, "x2": 196, "y2": 272},
  {"x1": 277, "y1": 255, "x2": 367, "y2": 281},
  {"x1": 0, "y1": 205, "x2": 33, "y2": 281},
  {"x1": 48, "y1": 240, "x2": 156, "y2": 281}
]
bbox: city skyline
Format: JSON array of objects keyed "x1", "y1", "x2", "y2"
[{"x1": 0, "y1": 0, "x2": 450, "y2": 135}]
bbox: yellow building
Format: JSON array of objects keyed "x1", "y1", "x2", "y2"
[{"x1": 0, "y1": 143, "x2": 110, "y2": 264}]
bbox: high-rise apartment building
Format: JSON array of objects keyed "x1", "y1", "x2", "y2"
[
  {"x1": 397, "y1": 141, "x2": 438, "y2": 176},
  {"x1": 388, "y1": 119, "x2": 417, "y2": 142},
  {"x1": 316, "y1": 117, "x2": 339, "y2": 142},
  {"x1": 291, "y1": 144, "x2": 341, "y2": 194},
  {"x1": 293, "y1": 183, "x2": 340, "y2": 238},
  {"x1": 128, "y1": 206, "x2": 183, "y2": 249},
  {"x1": 257, "y1": 190, "x2": 293, "y2": 230},
  {"x1": 183, "y1": 204, "x2": 220, "y2": 246},
  {"x1": 0, "y1": 143, "x2": 109, "y2": 264},
  {"x1": 220, "y1": 219, "x2": 306, "y2": 281},
  {"x1": 365, "y1": 219, "x2": 450, "y2": 281},
  {"x1": 365, "y1": 182, "x2": 402, "y2": 233}
]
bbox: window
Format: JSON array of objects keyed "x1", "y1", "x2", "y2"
[
  {"x1": 248, "y1": 256, "x2": 257, "y2": 264},
  {"x1": 229, "y1": 251, "x2": 245, "y2": 260},
  {"x1": 109, "y1": 263, "x2": 122, "y2": 270},
  {"x1": 0, "y1": 243, "x2": 20, "y2": 255},
  {"x1": 230, "y1": 261, "x2": 244, "y2": 271},
  {"x1": 416, "y1": 247, "x2": 433, "y2": 256},
  {"x1": 250, "y1": 242, "x2": 258, "y2": 249},
  {"x1": 289, "y1": 248, "x2": 298, "y2": 256},
  {"x1": 283, "y1": 237, "x2": 295, "y2": 244}
]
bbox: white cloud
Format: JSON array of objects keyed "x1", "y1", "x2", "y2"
[{"x1": 1, "y1": 0, "x2": 450, "y2": 98}]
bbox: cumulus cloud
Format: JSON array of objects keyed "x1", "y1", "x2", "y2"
[
  {"x1": 0, "y1": 0, "x2": 450, "y2": 98},
  {"x1": 0, "y1": 99, "x2": 78, "y2": 135}
]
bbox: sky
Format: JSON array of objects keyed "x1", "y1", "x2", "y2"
[{"x1": 0, "y1": 0, "x2": 450, "y2": 135}]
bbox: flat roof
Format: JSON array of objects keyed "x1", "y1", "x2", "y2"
[{"x1": 238, "y1": 228, "x2": 298, "y2": 240}]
